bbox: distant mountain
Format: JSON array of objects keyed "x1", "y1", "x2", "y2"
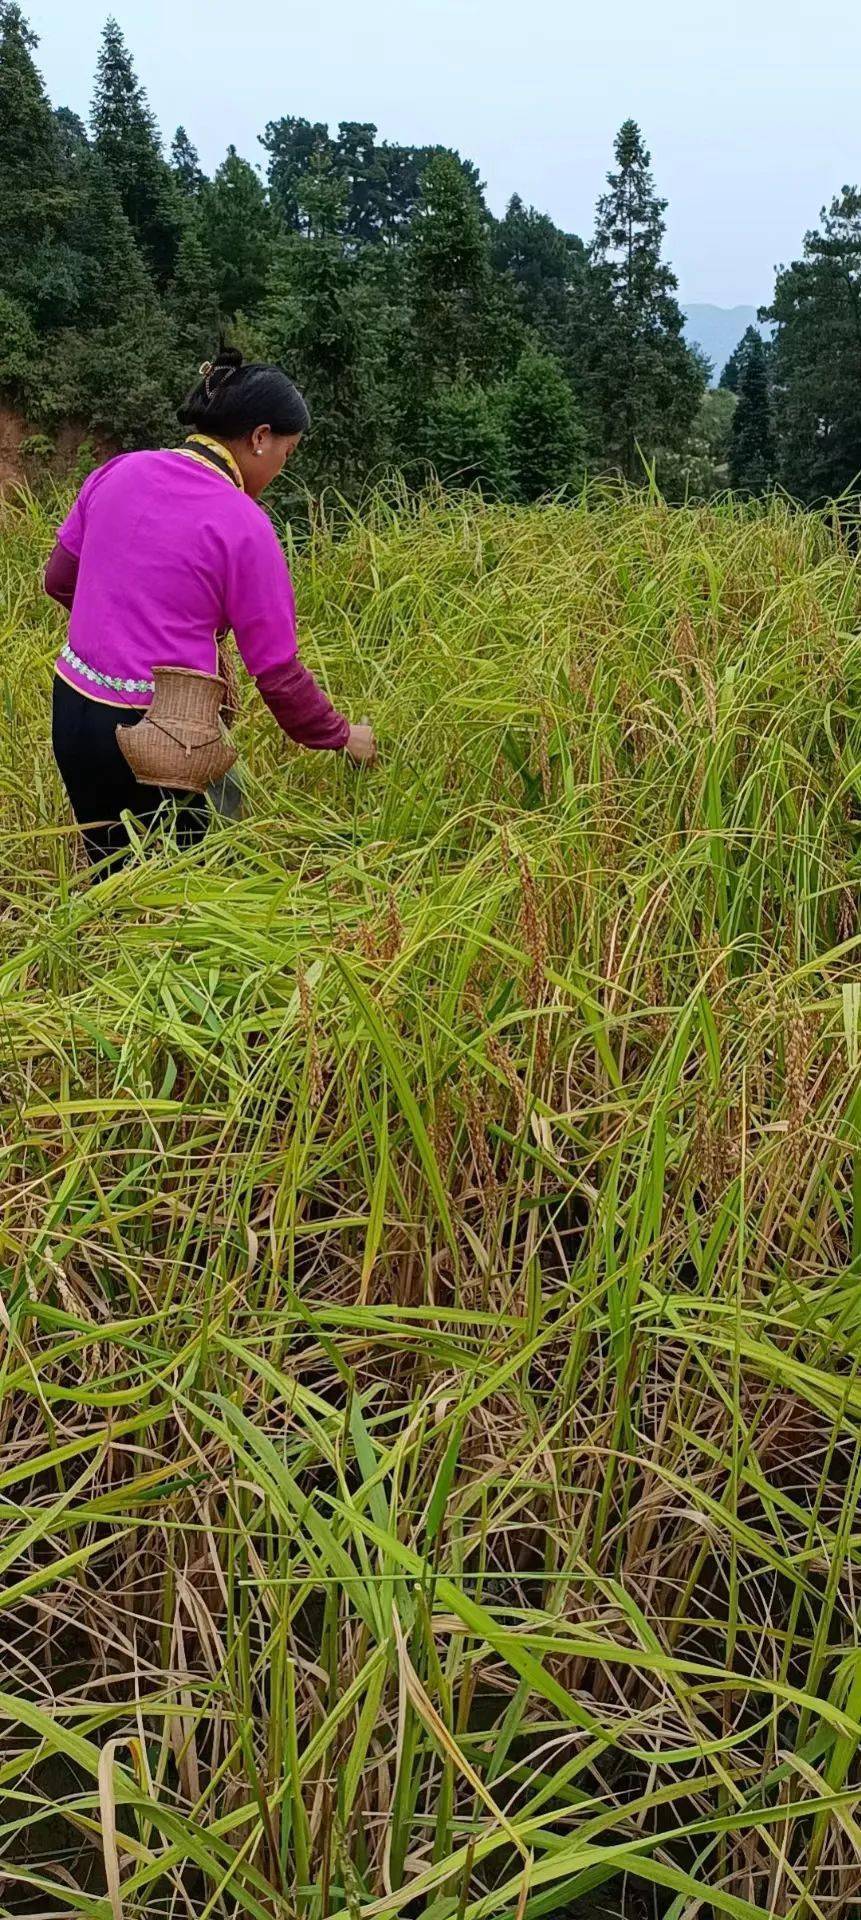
[{"x1": 683, "y1": 305, "x2": 762, "y2": 384}]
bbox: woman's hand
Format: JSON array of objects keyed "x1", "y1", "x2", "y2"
[{"x1": 345, "y1": 722, "x2": 377, "y2": 766}]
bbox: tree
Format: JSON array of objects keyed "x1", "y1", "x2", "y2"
[
  {"x1": 0, "y1": 291, "x2": 43, "y2": 412},
  {"x1": 260, "y1": 170, "x2": 371, "y2": 494},
  {"x1": 719, "y1": 324, "x2": 762, "y2": 394},
  {"x1": 589, "y1": 120, "x2": 703, "y2": 476},
  {"x1": 656, "y1": 388, "x2": 737, "y2": 502},
  {"x1": 765, "y1": 187, "x2": 861, "y2": 501},
  {"x1": 259, "y1": 155, "x2": 416, "y2": 492},
  {"x1": 54, "y1": 105, "x2": 88, "y2": 167},
  {"x1": 376, "y1": 143, "x2": 428, "y2": 238},
  {"x1": 261, "y1": 156, "x2": 393, "y2": 495},
  {"x1": 171, "y1": 125, "x2": 204, "y2": 198},
  {"x1": 52, "y1": 319, "x2": 177, "y2": 447},
  {"x1": 169, "y1": 215, "x2": 220, "y2": 359},
  {"x1": 0, "y1": 6, "x2": 179, "y2": 442},
  {"x1": 406, "y1": 151, "x2": 502, "y2": 389},
  {"x1": 423, "y1": 380, "x2": 512, "y2": 494},
  {"x1": 496, "y1": 348, "x2": 587, "y2": 500},
  {"x1": 0, "y1": 8, "x2": 101, "y2": 343},
  {"x1": 91, "y1": 17, "x2": 182, "y2": 285},
  {"x1": 202, "y1": 147, "x2": 274, "y2": 317},
  {"x1": 728, "y1": 331, "x2": 775, "y2": 495},
  {"x1": 0, "y1": 5, "x2": 66, "y2": 298},
  {"x1": 335, "y1": 121, "x2": 388, "y2": 244},
  {"x1": 62, "y1": 149, "x2": 154, "y2": 326},
  {"x1": 45, "y1": 147, "x2": 177, "y2": 444},
  {"x1": 261, "y1": 115, "x2": 333, "y2": 232},
  {"x1": 492, "y1": 196, "x2": 587, "y2": 361}
]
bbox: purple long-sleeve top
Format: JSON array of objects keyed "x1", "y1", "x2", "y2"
[{"x1": 45, "y1": 449, "x2": 349, "y2": 750}]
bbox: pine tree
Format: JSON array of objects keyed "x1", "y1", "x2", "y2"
[
  {"x1": 334, "y1": 122, "x2": 387, "y2": 244},
  {"x1": 0, "y1": 4, "x2": 66, "y2": 308},
  {"x1": 169, "y1": 216, "x2": 220, "y2": 359},
  {"x1": 765, "y1": 187, "x2": 861, "y2": 500},
  {"x1": 718, "y1": 325, "x2": 757, "y2": 393},
  {"x1": 53, "y1": 106, "x2": 89, "y2": 168},
  {"x1": 423, "y1": 380, "x2": 512, "y2": 494},
  {"x1": 496, "y1": 348, "x2": 587, "y2": 500},
  {"x1": 492, "y1": 197, "x2": 587, "y2": 362},
  {"x1": 202, "y1": 146, "x2": 274, "y2": 317},
  {"x1": 261, "y1": 116, "x2": 333, "y2": 233},
  {"x1": 351, "y1": 239, "x2": 412, "y2": 467},
  {"x1": 656, "y1": 388, "x2": 738, "y2": 503},
  {"x1": 589, "y1": 120, "x2": 703, "y2": 476},
  {"x1": 376, "y1": 143, "x2": 428, "y2": 238},
  {"x1": 0, "y1": 291, "x2": 42, "y2": 412},
  {"x1": 46, "y1": 148, "x2": 177, "y2": 445},
  {"x1": 0, "y1": 4, "x2": 60, "y2": 204},
  {"x1": 91, "y1": 17, "x2": 182, "y2": 285},
  {"x1": 261, "y1": 173, "x2": 369, "y2": 494},
  {"x1": 0, "y1": 7, "x2": 100, "y2": 354},
  {"x1": 407, "y1": 151, "x2": 499, "y2": 388},
  {"x1": 0, "y1": 7, "x2": 178, "y2": 441},
  {"x1": 170, "y1": 125, "x2": 204, "y2": 198},
  {"x1": 728, "y1": 332, "x2": 775, "y2": 495},
  {"x1": 65, "y1": 151, "x2": 153, "y2": 325}
]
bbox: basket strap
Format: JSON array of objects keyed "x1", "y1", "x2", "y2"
[
  {"x1": 145, "y1": 719, "x2": 224, "y2": 754},
  {"x1": 173, "y1": 437, "x2": 243, "y2": 731},
  {"x1": 216, "y1": 631, "x2": 241, "y2": 727}
]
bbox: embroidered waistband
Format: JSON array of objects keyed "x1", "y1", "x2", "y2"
[{"x1": 60, "y1": 642, "x2": 154, "y2": 697}]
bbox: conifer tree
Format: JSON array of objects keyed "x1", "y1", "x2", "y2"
[
  {"x1": 53, "y1": 106, "x2": 89, "y2": 168},
  {"x1": 497, "y1": 348, "x2": 587, "y2": 499},
  {"x1": 492, "y1": 196, "x2": 587, "y2": 363},
  {"x1": 719, "y1": 325, "x2": 762, "y2": 394},
  {"x1": 66, "y1": 151, "x2": 154, "y2": 325},
  {"x1": 91, "y1": 17, "x2": 182, "y2": 285},
  {"x1": 170, "y1": 125, "x2": 204, "y2": 198},
  {"x1": 46, "y1": 146, "x2": 176, "y2": 445},
  {"x1": 0, "y1": 4, "x2": 65, "y2": 310},
  {"x1": 261, "y1": 116, "x2": 333, "y2": 232},
  {"x1": 261, "y1": 167, "x2": 369, "y2": 492},
  {"x1": 766, "y1": 187, "x2": 861, "y2": 500},
  {"x1": 589, "y1": 120, "x2": 703, "y2": 475},
  {"x1": 335, "y1": 121, "x2": 386, "y2": 243},
  {"x1": 0, "y1": 292, "x2": 42, "y2": 411},
  {"x1": 728, "y1": 331, "x2": 775, "y2": 494},
  {"x1": 407, "y1": 151, "x2": 498, "y2": 387},
  {"x1": 202, "y1": 146, "x2": 274, "y2": 317},
  {"x1": 169, "y1": 217, "x2": 220, "y2": 358},
  {"x1": 423, "y1": 380, "x2": 512, "y2": 493}
]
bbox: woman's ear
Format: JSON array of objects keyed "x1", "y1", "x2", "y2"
[{"x1": 251, "y1": 424, "x2": 271, "y2": 457}]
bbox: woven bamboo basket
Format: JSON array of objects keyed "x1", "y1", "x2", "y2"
[{"x1": 117, "y1": 667, "x2": 237, "y2": 794}]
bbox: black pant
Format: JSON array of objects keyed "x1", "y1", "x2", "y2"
[{"x1": 52, "y1": 676, "x2": 208, "y2": 869}]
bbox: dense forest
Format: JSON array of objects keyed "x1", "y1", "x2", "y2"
[{"x1": 1, "y1": 3, "x2": 860, "y2": 506}]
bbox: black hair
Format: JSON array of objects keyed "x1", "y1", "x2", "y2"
[{"x1": 178, "y1": 346, "x2": 310, "y2": 438}]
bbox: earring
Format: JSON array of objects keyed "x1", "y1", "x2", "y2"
[{"x1": 255, "y1": 449, "x2": 263, "y2": 457}]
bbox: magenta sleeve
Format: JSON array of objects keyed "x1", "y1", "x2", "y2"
[
  {"x1": 256, "y1": 657, "x2": 350, "y2": 750},
  {"x1": 44, "y1": 541, "x2": 79, "y2": 611}
]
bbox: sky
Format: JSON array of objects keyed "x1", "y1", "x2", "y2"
[{"x1": 28, "y1": 0, "x2": 861, "y2": 309}]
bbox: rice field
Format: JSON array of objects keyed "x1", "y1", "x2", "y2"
[{"x1": 2, "y1": 480, "x2": 861, "y2": 1918}]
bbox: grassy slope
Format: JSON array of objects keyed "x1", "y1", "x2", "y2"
[{"x1": 2, "y1": 483, "x2": 861, "y2": 1916}]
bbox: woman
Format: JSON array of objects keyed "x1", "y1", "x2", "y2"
[{"x1": 45, "y1": 347, "x2": 375, "y2": 868}]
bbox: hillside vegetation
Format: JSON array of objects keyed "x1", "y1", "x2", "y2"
[{"x1": 3, "y1": 486, "x2": 861, "y2": 1915}]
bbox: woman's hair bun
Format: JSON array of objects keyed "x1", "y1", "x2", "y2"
[
  {"x1": 198, "y1": 345, "x2": 243, "y2": 401},
  {"x1": 209, "y1": 345, "x2": 244, "y2": 376},
  {"x1": 178, "y1": 344, "x2": 310, "y2": 438}
]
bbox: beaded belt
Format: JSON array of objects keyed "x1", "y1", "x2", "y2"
[{"x1": 60, "y1": 642, "x2": 154, "y2": 697}]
